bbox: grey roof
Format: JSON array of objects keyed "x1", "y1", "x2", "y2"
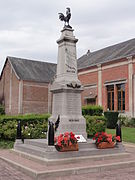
[
  {"x1": 8, "y1": 56, "x2": 56, "y2": 83},
  {"x1": 77, "y1": 38, "x2": 135, "y2": 70}
]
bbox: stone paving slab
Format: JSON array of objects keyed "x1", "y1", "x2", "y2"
[{"x1": 0, "y1": 159, "x2": 33, "y2": 180}]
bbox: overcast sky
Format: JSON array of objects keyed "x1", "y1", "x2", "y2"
[{"x1": 0, "y1": 0, "x2": 135, "y2": 73}]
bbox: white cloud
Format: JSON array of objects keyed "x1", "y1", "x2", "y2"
[{"x1": 0, "y1": 0, "x2": 135, "y2": 72}]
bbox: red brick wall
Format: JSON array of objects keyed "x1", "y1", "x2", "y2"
[
  {"x1": 0, "y1": 61, "x2": 19, "y2": 114},
  {"x1": 79, "y1": 70, "x2": 98, "y2": 106},
  {"x1": 10, "y1": 68, "x2": 19, "y2": 114},
  {"x1": 79, "y1": 71, "x2": 98, "y2": 85},
  {"x1": 78, "y1": 61, "x2": 129, "y2": 113},
  {"x1": 2, "y1": 61, "x2": 11, "y2": 114},
  {"x1": 23, "y1": 81, "x2": 49, "y2": 114},
  {"x1": 102, "y1": 65, "x2": 128, "y2": 82},
  {"x1": 0, "y1": 73, "x2": 4, "y2": 103},
  {"x1": 81, "y1": 87, "x2": 97, "y2": 106}
]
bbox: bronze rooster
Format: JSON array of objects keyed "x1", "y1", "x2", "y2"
[{"x1": 58, "y1": 8, "x2": 72, "y2": 28}]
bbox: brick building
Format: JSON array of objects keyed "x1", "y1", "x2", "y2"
[
  {"x1": 78, "y1": 38, "x2": 135, "y2": 117},
  {"x1": 0, "y1": 38, "x2": 135, "y2": 116},
  {"x1": 0, "y1": 56, "x2": 56, "y2": 115}
]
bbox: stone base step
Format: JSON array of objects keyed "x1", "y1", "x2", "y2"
[
  {"x1": 24, "y1": 139, "x2": 96, "y2": 149},
  {"x1": 36, "y1": 160, "x2": 135, "y2": 180},
  {"x1": 14, "y1": 141, "x2": 125, "y2": 160},
  {"x1": 24, "y1": 139, "x2": 48, "y2": 148},
  {"x1": 11, "y1": 148, "x2": 130, "y2": 166},
  {"x1": 0, "y1": 149, "x2": 135, "y2": 180}
]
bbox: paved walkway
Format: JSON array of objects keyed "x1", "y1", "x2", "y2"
[
  {"x1": 0, "y1": 159, "x2": 32, "y2": 180},
  {"x1": 0, "y1": 143, "x2": 135, "y2": 180}
]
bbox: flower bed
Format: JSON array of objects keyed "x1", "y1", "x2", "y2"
[
  {"x1": 55, "y1": 132, "x2": 79, "y2": 152},
  {"x1": 93, "y1": 132, "x2": 120, "y2": 149}
]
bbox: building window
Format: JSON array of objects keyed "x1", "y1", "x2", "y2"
[
  {"x1": 86, "y1": 98, "x2": 96, "y2": 105},
  {"x1": 107, "y1": 85, "x2": 114, "y2": 111},
  {"x1": 117, "y1": 84, "x2": 125, "y2": 111}
]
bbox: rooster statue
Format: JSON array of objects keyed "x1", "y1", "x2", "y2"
[{"x1": 58, "y1": 7, "x2": 72, "y2": 28}]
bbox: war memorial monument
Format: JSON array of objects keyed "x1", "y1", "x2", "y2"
[
  {"x1": 49, "y1": 7, "x2": 87, "y2": 139},
  {"x1": 14, "y1": 8, "x2": 125, "y2": 161}
]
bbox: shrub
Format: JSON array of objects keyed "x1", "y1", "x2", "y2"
[
  {"x1": 130, "y1": 118, "x2": 135, "y2": 127},
  {"x1": 0, "y1": 105, "x2": 5, "y2": 115},
  {"x1": 118, "y1": 115, "x2": 135, "y2": 128},
  {"x1": 21, "y1": 121, "x2": 48, "y2": 140},
  {"x1": 104, "y1": 111, "x2": 119, "y2": 129},
  {"x1": 2, "y1": 120, "x2": 17, "y2": 140},
  {"x1": 118, "y1": 115, "x2": 131, "y2": 127},
  {"x1": 0, "y1": 140, "x2": 14, "y2": 149},
  {"x1": 85, "y1": 115, "x2": 106, "y2": 137},
  {"x1": 0, "y1": 114, "x2": 50, "y2": 141},
  {"x1": 118, "y1": 115, "x2": 127, "y2": 126},
  {"x1": 82, "y1": 105, "x2": 103, "y2": 116}
]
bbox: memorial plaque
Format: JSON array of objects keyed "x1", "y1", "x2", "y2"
[{"x1": 75, "y1": 135, "x2": 87, "y2": 143}]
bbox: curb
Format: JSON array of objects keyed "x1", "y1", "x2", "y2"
[{"x1": 123, "y1": 142, "x2": 135, "y2": 147}]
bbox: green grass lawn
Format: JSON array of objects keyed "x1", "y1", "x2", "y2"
[{"x1": 106, "y1": 127, "x2": 135, "y2": 143}]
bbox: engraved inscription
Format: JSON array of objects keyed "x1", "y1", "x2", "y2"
[
  {"x1": 69, "y1": 119, "x2": 79, "y2": 122},
  {"x1": 53, "y1": 93, "x2": 62, "y2": 114},
  {"x1": 61, "y1": 124, "x2": 86, "y2": 132},
  {"x1": 66, "y1": 92, "x2": 81, "y2": 114},
  {"x1": 65, "y1": 48, "x2": 77, "y2": 73}
]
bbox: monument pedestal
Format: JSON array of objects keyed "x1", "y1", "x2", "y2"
[
  {"x1": 14, "y1": 139, "x2": 23, "y2": 149},
  {"x1": 49, "y1": 27, "x2": 87, "y2": 138},
  {"x1": 49, "y1": 83, "x2": 87, "y2": 138}
]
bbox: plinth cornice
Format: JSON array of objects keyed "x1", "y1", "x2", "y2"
[{"x1": 57, "y1": 36, "x2": 78, "y2": 44}]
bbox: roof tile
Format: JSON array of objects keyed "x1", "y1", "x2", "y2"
[
  {"x1": 8, "y1": 56, "x2": 56, "y2": 83},
  {"x1": 77, "y1": 38, "x2": 135, "y2": 69}
]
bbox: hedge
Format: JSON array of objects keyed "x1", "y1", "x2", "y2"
[
  {"x1": 85, "y1": 115, "x2": 106, "y2": 137},
  {"x1": 82, "y1": 105, "x2": 103, "y2": 116},
  {"x1": 104, "y1": 111, "x2": 119, "y2": 129},
  {"x1": 0, "y1": 113, "x2": 107, "y2": 140},
  {"x1": 0, "y1": 105, "x2": 5, "y2": 115},
  {"x1": 0, "y1": 114, "x2": 50, "y2": 140},
  {"x1": 0, "y1": 114, "x2": 50, "y2": 122}
]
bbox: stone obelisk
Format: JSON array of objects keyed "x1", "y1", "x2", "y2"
[{"x1": 49, "y1": 8, "x2": 87, "y2": 138}]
